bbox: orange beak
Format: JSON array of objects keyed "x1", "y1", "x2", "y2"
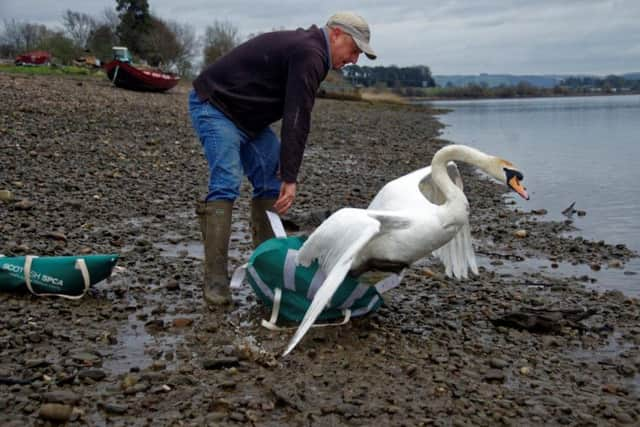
[{"x1": 508, "y1": 176, "x2": 529, "y2": 200}]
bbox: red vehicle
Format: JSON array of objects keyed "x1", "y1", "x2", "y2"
[
  {"x1": 15, "y1": 50, "x2": 52, "y2": 66},
  {"x1": 103, "y1": 60, "x2": 180, "y2": 92}
]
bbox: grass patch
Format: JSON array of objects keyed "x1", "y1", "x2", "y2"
[
  {"x1": 360, "y1": 89, "x2": 408, "y2": 105},
  {"x1": 318, "y1": 88, "x2": 409, "y2": 105},
  {"x1": 0, "y1": 64, "x2": 104, "y2": 78},
  {"x1": 317, "y1": 91, "x2": 362, "y2": 102}
]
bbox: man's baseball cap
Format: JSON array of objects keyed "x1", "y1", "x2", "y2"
[{"x1": 326, "y1": 12, "x2": 377, "y2": 60}]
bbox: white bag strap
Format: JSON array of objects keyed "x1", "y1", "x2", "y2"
[
  {"x1": 260, "y1": 287, "x2": 283, "y2": 330},
  {"x1": 228, "y1": 210, "x2": 285, "y2": 289},
  {"x1": 230, "y1": 263, "x2": 247, "y2": 289},
  {"x1": 261, "y1": 287, "x2": 352, "y2": 331},
  {"x1": 283, "y1": 249, "x2": 298, "y2": 291},
  {"x1": 374, "y1": 271, "x2": 404, "y2": 295},
  {"x1": 266, "y1": 210, "x2": 287, "y2": 238},
  {"x1": 23, "y1": 256, "x2": 91, "y2": 299}
]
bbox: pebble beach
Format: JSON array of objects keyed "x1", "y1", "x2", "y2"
[{"x1": 1, "y1": 73, "x2": 639, "y2": 426}]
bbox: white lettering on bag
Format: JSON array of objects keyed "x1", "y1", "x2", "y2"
[
  {"x1": 40, "y1": 274, "x2": 64, "y2": 287},
  {"x1": 2, "y1": 263, "x2": 23, "y2": 274},
  {"x1": 1, "y1": 263, "x2": 64, "y2": 288}
]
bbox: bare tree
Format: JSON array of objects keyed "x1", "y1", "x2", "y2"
[
  {"x1": 83, "y1": 8, "x2": 120, "y2": 62},
  {"x1": 202, "y1": 20, "x2": 239, "y2": 66},
  {"x1": 141, "y1": 17, "x2": 180, "y2": 67},
  {"x1": 22, "y1": 23, "x2": 49, "y2": 51},
  {"x1": 138, "y1": 18, "x2": 198, "y2": 76},
  {"x1": 40, "y1": 30, "x2": 80, "y2": 64},
  {"x1": 0, "y1": 19, "x2": 50, "y2": 55},
  {"x1": 1, "y1": 19, "x2": 24, "y2": 56},
  {"x1": 61, "y1": 10, "x2": 97, "y2": 49},
  {"x1": 101, "y1": 8, "x2": 120, "y2": 35},
  {"x1": 87, "y1": 24, "x2": 117, "y2": 62},
  {"x1": 167, "y1": 20, "x2": 198, "y2": 76}
]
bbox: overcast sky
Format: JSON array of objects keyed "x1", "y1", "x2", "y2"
[{"x1": 2, "y1": 0, "x2": 639, "y2": 75}]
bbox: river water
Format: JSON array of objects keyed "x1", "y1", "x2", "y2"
[{"x1": 426, "y1": 95, "x2": 640, "y2": 296}]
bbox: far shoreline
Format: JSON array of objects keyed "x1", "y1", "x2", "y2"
[{"x1": 409, "y1": 91, "x2": 640, "y2": 103}]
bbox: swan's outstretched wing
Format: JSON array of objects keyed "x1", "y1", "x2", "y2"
[
  {"x1": 419, "y1": 162, "x2": 463, "y2": 204},
  {"x1": 425, "y1": 162, "x2": 478, "y2": 279},
  {"x1": 285, "y1": 209, "x2": 410, "y2": 356},
  {"x1": 369, "y1": 165, "x2": 431, "y2": 209},
  {"x1": 432, "y1": 220, "x2": 478, "y2": 279},
  {"x1": 297, "y1": 208, "x2": 409, "y2": 274}
]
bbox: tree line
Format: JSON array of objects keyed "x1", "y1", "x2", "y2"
[
  {"x1": 0, "y1": 0, "x2": 241, "y2": 77},
  {"x1": 561, "y1": 75, "x2": 640, "y2": 92},
  {"x1": 423, "y1": 76, "x2": 640, "y2": 99},
  {"x1": 3, "y1": 2, "x2": 638, "y2": 97},
  {"x1": 343, "y1": 64, "x2": 436, "y2": 88},
  {"x1": 341, "y1": 64, "x2": 640, "y2": 98}
]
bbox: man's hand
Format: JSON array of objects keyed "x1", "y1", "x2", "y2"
[{"x1": 273, "y1": 182, "x2": 296, "y2": 215}]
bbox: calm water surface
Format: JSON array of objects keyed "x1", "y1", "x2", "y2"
[{"x1": 426, "y1": 95, "x2": 640, "y2": 296}]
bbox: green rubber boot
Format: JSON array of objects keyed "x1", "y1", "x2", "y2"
[
  {"x1": 250, "y1": 198, "x2": 277, "y2": 249},
  {"x1": 196, "y1": 200, "x2": 233, "y2": 306}
]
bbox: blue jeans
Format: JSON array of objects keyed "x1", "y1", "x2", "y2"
[{"x1": 188, "y1": 90, "x2": 281, "y2": 202}]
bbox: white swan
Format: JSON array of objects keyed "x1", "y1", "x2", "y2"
[{"x1": 283, "y1": 144, "x2": 529, "y2": 356}]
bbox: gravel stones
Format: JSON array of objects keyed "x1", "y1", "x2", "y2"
[
  {"x1": 0, "y1": 73, "x2": 638, "y2": 426},
  {"x1": 39, "y1": 403, "x2": 73, "y2": 422}
]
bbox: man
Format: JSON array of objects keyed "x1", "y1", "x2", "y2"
[{"x1": 189, "y1": 12, "x2": 376, "y2": 306}]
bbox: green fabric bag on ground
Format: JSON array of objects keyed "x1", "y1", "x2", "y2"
[
  {"x1": 0, "y1": 254, "x2": 119, "y2": 299},
  {"x1": 231, "y1": 232, "x2": 402, "y2": 330}
]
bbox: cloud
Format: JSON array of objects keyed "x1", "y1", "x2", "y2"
[{"x1": 1, "y1": 0, "x2": 639, "y2": 74}]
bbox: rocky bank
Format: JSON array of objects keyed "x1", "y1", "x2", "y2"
[{"x1": 0, "y1": 73, "x2": 639, "y2": 426}]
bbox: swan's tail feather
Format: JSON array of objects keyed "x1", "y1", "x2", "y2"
[{"x1": 433, "y1": 220, "x2": 478, "y2": 280}]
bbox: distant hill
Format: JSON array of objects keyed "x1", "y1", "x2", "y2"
[
  {"x1": 434, "y1": 73, "x2": 640, "y2": 88},
  {"x1": 434, "y1": 74, "x2": 564, "y2": 88}
]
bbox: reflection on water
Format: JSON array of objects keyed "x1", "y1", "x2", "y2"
[
  {"x1": 475, "y1": 254, "x2": 637, "y2": 294},
  {"x1": 155, "y1": 227, "x2": 249, "y2": 261},
  {"x1": 102, "y1": 291, "x2": 192, "y2": 375},
  {"x1": 568, "y1": 332, "x2": 640, "y2": 390},
  {"x1": 426, "y1": 95, "x2": 640, "y2": 296}
]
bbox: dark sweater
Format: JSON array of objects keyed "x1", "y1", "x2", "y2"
[{"x1": 193, "y1": 25, "x2": 330, "y2": 183}]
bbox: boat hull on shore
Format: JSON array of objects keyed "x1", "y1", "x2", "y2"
[{"x1": 104, "y1": 60, "x2": 179, "y2": 92}]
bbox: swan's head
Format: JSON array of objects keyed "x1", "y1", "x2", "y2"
[{"x1": 490, "y1": 158, "x2": 529, "y2": 200}]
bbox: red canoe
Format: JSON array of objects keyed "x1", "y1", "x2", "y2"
[
  {"x1": 103, "y1": 60, "x2": 180, "y2": 92},
  {"x1": 15, "y1": 51, "x2": 52, "y2": 66}
]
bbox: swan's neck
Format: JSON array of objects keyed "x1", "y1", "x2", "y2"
[{"x1": 431, "y1": 145, "x2": 492, "y2": 202}]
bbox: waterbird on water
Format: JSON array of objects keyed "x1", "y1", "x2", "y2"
[
  {"x1": 283, "y1": 144, "x2": 530, "y2": 356},
  {"x1": 562, "y1": 201, "x2": 577, "y2": 219}
]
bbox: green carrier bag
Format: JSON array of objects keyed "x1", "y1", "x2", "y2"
[
  {"x1": 0, "y1": 254, "x2": 119, "y2": 299},
  {"x1": 230, "y1": 212, "x2": 401, "y2": 330}
]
